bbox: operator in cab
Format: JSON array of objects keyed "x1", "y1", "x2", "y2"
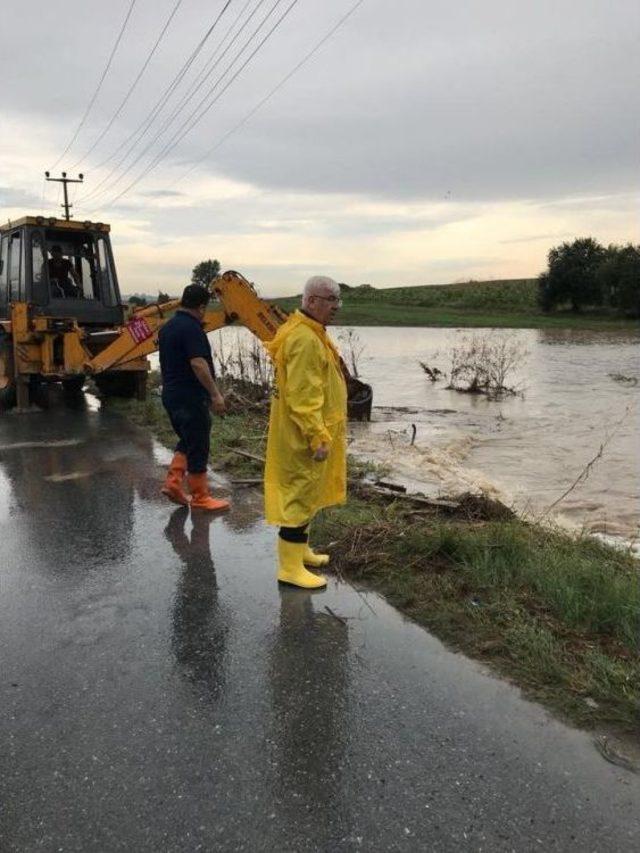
[
  {"x1": 158, "y1": 284, "x2": 229, "y2": 511},
  {"x1": 47, "y1": 245, "x2": 81, "y2": 297}
]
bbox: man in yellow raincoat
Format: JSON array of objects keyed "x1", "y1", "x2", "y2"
[{"x1": 264, "y1": 276, "x2": 347, "y2": 589}]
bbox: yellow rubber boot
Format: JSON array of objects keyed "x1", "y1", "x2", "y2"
[
  {"x1": 277, "y1": 539, "x2": 327, "y2": 590},
  {"x1": 161, "y1": 451, "x2": 190, "y2": 506},
  {"x1": 303, "y1": 545, "x2": 330, "y2": 568}
]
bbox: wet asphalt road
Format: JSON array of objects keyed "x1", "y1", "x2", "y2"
[{"x1": 1, "y1": 398, "x2": 639, "y2": 852}]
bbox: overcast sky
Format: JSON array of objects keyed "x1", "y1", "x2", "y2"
[{"x1": 1, "y1": 0, "x2": 637, "y2": 295}]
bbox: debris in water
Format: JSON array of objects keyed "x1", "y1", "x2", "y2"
[
  {"x1": 374, "y1": 480, "x2": 407, "y2": 493},
  {"x1": 419, "y1": 362, "x2": 443, "y2": 382},
  {"x1": 608, "y1": 373, "x2": 637, "y2": 386}
]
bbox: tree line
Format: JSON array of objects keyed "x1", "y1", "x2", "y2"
[
  {"x1": 126, "y1": 259, "x2": 221, "y2": 307},
  {"x1": 538, "y1": 238, "x2": 639, "y2": 317}
]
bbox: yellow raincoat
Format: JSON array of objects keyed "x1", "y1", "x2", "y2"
[{"x1": 264, "y1": 310, "x2": 347, "y2": 527}]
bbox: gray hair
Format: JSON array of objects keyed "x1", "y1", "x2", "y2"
[{"x1": 302, "y1": 275, "x2": 340, "y2": 309}]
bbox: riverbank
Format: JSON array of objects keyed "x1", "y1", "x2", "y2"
[
  {"x1": 274, "y1": 299, "x2": 637, "y2": 330},
  {"x1": 273, "y1": 277, "x2": 636, "y2": 329},
  {"x1": 109, "y1": 389, "x2": 639, "y2": 742}
]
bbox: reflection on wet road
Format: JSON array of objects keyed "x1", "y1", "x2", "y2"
[
  {"x1": 167, "y1": 507, "x2": 228, "y2": 701},
  {"x1": 1, "y1": 401, "x2": 639, "y2": 851}
]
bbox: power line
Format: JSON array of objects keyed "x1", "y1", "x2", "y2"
[
  {"x1": 149, "y1": 0, "x2": 264, "y2": 157},
  {"x1": 170, "y1": 0, "x2": 258, "y2": 112},
  {"x1": 79, "y1": 0, "x2": 235, "y2": 203},
  {"x1": 93, "y1": 0, "x2": 301, "y2": 209},
  {"x1": 82, "y1": 0, "x2": 265, "y2": 207},
  {"x1": 50, "y1": 0, "x2": 138, "y2": 170},
  {"x1": 71, "y1": 0, "x2": 184, "y2": 170},
  {"x1": 177, "y1": 0, "x2": 368, "y2": 184},
  {"x1": 92, "y1": 0, "x2": 276, "y2": 203}
]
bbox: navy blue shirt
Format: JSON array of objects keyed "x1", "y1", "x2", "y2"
[{"x1": 159, "y1": 310, "x2": 215, "y2": 400}]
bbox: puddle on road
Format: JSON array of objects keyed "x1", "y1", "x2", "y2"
[{"x1": 0, "y1": 439, "x2": 85, "y2": 452}]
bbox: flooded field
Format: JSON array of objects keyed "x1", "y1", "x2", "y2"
[{"x1": 345, "y1": 326, "x2": 639, "y2": 547}]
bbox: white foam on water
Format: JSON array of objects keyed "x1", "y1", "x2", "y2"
[
  {"x1": 349, "y1": 427, "x2": 507, "y2": 502},
  {"x1": 350, "y1": 414, "x2": 640, "y2": 558}
]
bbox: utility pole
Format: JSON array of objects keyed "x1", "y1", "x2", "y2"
[{"x1": 44, "y1": 171, "x2": 84, "y2": 220}]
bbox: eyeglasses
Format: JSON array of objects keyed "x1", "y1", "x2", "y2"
[{"x1": 312, "y1": 294, "x2": 343, "y2": 307}]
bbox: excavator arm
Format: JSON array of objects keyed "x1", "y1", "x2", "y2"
[
  {"x1": 84, "y1": 270, "x2": 286, "y2": 374},
  {"x1": 82, "y1": 269, "x2": 372, "y2": 419}
]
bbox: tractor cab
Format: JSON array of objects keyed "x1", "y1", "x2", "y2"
[{"x1": 0, "y1": 217, "x2": 124, "y2": 327}]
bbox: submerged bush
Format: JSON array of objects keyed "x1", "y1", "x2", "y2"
[{"x1": 419, "y1": 332, "x2": 528, "y2": 399}]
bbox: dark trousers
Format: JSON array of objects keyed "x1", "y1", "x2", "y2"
[
  {"x1": 162, "y1": 393, "x2": 211, "y2": 474},
  {"x1": 278, "y1": 524, "x2": 309, "y2": 543}
]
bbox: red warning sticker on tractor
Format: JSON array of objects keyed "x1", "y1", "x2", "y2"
[{"x1": 127, "y1": 316, "x2": 153, "y2": 345}]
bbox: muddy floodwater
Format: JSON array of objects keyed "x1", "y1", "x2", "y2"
[
  {"x1": 204, "y1": 326, "x2": 640, "y2": 541},
  {"x1": 345, "y1": 326, "x2": 639, "y2": 547},
  {"x1": 199, "y1": 323, "x2": 638, "y2": 547}
]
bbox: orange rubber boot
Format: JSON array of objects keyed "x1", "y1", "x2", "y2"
[
  {"x1": 161, "y1": 452, "x2": 190, "y2": 505},
  {"x1": 188, "y1": 472, "x2": 230, "y2": 512}
]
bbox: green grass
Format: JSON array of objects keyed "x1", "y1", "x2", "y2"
[
  {"x1": 274, "y1": 278, "x2": 636, "y2": 329},
  {"x1": 314, "y1": 496, "x2": 640, "y2": 734},
  {"x1": 350, "y1": 278, "x2": 539, "y2": 310}
]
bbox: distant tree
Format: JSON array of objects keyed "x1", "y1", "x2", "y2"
[
  {"x1": 596, "y1": 244, "x2": 640, "y2": 318},
  {"x1": 338, "y1": 282, "x2": 352, "y2": 293},
  {"x1": 538, "y1": 238, "x2": 606, "y2": 312},
  {"x1": 157, "y1": 290, "x2": 172, "y2": 304},
  {"x1": 127, "y1": 295, "x2": 147, "y2": 307},
  {"x1": 192, "y1": 259, "x2": 221, "y2": 288}
]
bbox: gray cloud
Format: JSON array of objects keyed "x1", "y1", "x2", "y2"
[
  {"x1": 139, "y1": 189, "x2": 186, "y2": 199},
  {"x1": 2, "y1": 0, "x2": 637, "y2": 207},
  {"x1": 0, "y1": 186, "x2": 46, "y2": 208},
  {"x1": 500, "y1": 233, "x2": 570, "y2": 245}
]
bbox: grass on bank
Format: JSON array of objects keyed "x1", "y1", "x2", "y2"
[
  {"x1": 315, "y1": 493, "x2": 639, "y2": 735},
  {"x1": 110, "y1": 389, "x2": 639, "y2": 737},
  {"x1": 274, "y1": 278, "x2": 637, "y2": 329}
]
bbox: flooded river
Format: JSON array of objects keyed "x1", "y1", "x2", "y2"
[
  {"x1": 199, "y1": 323, "x2": 638, "y2": 547},
  {"x1": 345, "y1": 326, "x2": 639, "y2": 547}
]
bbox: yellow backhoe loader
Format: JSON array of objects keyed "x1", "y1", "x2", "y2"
[{"x1": 0, "y1": 216, "x2": 372, "y2": 417}]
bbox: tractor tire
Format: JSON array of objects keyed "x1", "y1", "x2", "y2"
[
  {"x1": 0, "y1": 338, "x2": 16, "y2": 412},
  {"x1": 94, "y1": 371, "x2": 146, "y2": 399},
  {"x1": 62, "y1": 374, "x2": 86, "y2": 396},
  {"x1": 29, "y1": 376, "x2": 51, "y2": 410},
  {"x1": 0, "y1": 381, "x2": 17, "y2": 411}
]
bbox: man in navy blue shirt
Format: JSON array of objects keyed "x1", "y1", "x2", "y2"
[{"x1": 159, "y1": 284, "x2": 229, "y2": 511}]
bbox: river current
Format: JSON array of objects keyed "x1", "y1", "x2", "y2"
[
  {"x1": 196, "y1": 323, "x2": 638, "y2": 548},
  {"x1": 345, "y1": 326, "x2": 638, "y2": 548}
]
